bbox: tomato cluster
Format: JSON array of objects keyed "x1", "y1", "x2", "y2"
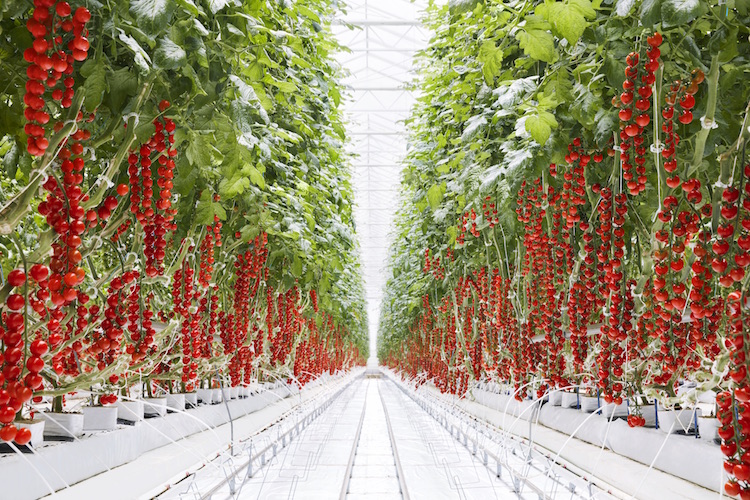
[
  {"x1": 615, "y1": 33, "x2": 661, "y2": 196},
  {"x1": 482, "y1": 195, "x2": 499, "y2": 229},
  {"x1": 1, "y1": 271, "x2": 41, "y2": 445},
  {"x1": 627, "y1": 414, "x2": 646, "y2": 427},
  {"x1": 124, "y1": 275, "x2": 156, "y2": 363},
  {"x1": 128, "y1": 102, "x2": 177, "y2": 277},
  {"x1": 23, "y1": 1, "x2": 91, "y2": 156},
  {"x1": 92, "y1": 272, "x2": 135, "y2": 368},
  {"x1": 198, "y1": 216, "x2": 222, "y2": 288},
  {"x1": 717, "y1": 162, "x2": 750, "y2": 497},
  {"x1": 720, "y1": 383, "x2": 750, "y2": 499},
  {"x1": 457, "y1": 208, "x2": 480, "y2": 244}
]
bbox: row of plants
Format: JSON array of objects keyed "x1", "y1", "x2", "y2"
[
  {"x1": 0, "y1": 0, "x2": 367, "y2": 447},
  {"x1": 377, "y1": 0, "x2": 749, "y2": 495}
]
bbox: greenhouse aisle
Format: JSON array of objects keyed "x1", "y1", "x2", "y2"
[
  {"x1": 157, "y1": 375, "x2": 528, "y2": 499},
  {"x1": 344, "y1": 381, "x2": 401, "y2": 499}
]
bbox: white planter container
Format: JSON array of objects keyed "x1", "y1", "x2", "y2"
[
  {"x1": 42, "y1": 412, "x2": 84, "y2": 439},
  {"x1": 579, "y1": 396, "x2": 600, "y2": 413},
  {"x1": 636, "y1": 403, "x2": 657, "y2": 427},
  {"x1": 211, "y1": 389, "x2": 222, "y2": 404},
  {"x1": 600, "y1": 402, "x2": 628, "y2": 418},
  {"x1": 221, "y1": 388, "x2": 232, "y2": 402},
  {"x1": 237, "y1": 387, "x2": 248, "y2": 398},
  {"x1": 561, "y1": 392, "x2": 578, "y2": 409},
  {"x1": 184, "y1": 393, "x2": 198, "y2": 408},
  {"x1": 143, "y1": 397, "x2": 168, "y2": 418},
  {"x1": 230, "y1": 387, "x2": 240, "y2": 399},
  {"x1": 699, "y1": 417, "x2": 719, "y2": 443},
  {"x1": 83, "y1": 406, "x2": 118, "y2": 431},
  {"x1": 197, "y1": 388, "x2": 213, "y2": 404},
  {"x1": 15, "y1": 419, "x2": 45, "y2": 448},
  {"x1": 166, "y1": 394, "x2": 185, "y2": 412},
  {"x1": 116, "y1": 400, "x2": 144, "y2": 423},
  {"x1": 549, "y1": 391, "x2": 563, "y2": 406},
  {"x1": 659, "y1": 407, "x2": 701, "y2": 434}
]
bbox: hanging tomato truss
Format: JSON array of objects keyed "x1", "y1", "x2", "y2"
[
  {"x1": 377, "y1": 1, "x2": 750, "y2": 496},
  {"x1": 0, "y1": 0, "x2": 368, "y2": 447}
]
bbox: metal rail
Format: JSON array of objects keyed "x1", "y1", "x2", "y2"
[
  {"x1": 338, "y1": 396, "x2": 368, "y2": 500},
  {"x1": 196, "y1": 374, "x2": 361, "y2": 499},
  {"x1": 386, "y1": 373, "x2": 620, "y2": 499},
  {"x1": 385, "y1": 376, "x2": 555, "y2": 500},
  {"x1": 378, "y1": 382, "x2": 410, "y2": 500}
]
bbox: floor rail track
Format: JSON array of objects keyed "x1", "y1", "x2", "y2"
[
  {"x1": 378, "y1": 382, "x2": 410, "y2": 500},
  {"x1": 338, "y1": 396, "x2": 368, "y2": 499},
  {"x1": 196, "y1": 374, "x2": 362, "y2": 500}
]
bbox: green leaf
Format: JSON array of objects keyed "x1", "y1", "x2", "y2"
[
  {"x1": 213, "y1": 202, "x2": 227, "y2": 221},
  {"x1": 195, "y1": 191, "x2": 226, "y2": 225},
  {"x1": 154, "y1": 36, "x2": 186, "y2": 70},
  {"x1": 478, "y1": 40, "x2": 503, "y2": 84},
  {"x1": 117, "y1": 32, "x2": 152, "y2": 73},
  {"x1": 186, "y1": 132, "x2": 213, "y2": 166},
  {"x1": 106, "y1": 67, "x2": 138, "y2": 112},
  {"x1": 243, "y1": 164, "x2": 266, "y2": 189},
  {"x1": 570, "y1": 0, "x2": 596, "y2": 18},
  {"x1": 525, "y1": 110, "x2": 558, "y2": 145},
  {"x1": 292, "y1": 255, "x2": 303, "y2": 277},
  {"x1": 172, "y1": 157, "x2": 198, "y2": 197},
  {"x1": 449, "y1": 0, "x2": 479, "y2": 14},
  {"x1": 544, "y1": 67, "x2": 573, "y2": 103},
  {"x1": 195, "y1": 191, "x2": 215, "y2": 225},
  {"x1": 182, "y1": 65, "x2": 206, "y2": 95},
  {"x1": 661, "y1": 0, "x2": 706, "y2": 27},
  {"x1": 639, "y1": 0, "x2": 662, "y2": 28},
  {"x1": 296, "y1": 5, "x2": 320, "y2": 22},
  {"x1": 461, "y1": 114, "x2": 487, "y2": 142},
  {"x1": 80, "y1": 59, "x2": 107, "y2": 112},
  {"x1": 427, "y1": 183, "x2": 444, "y2": 210},
  {"x1": 176, "y1": 0, "x2": 203, "y2": 16},
  {"x1": 229, "y1": 75, "x2": 270, "y2": 124},
  {"x1": 537, "y1": 0, "x2": 595, "y2": 44},
  {"x1": 218, "y1": 172, "x2": 250, "y2": 198},
  {"x1": 593, "y1": 109, "x2": 616, "y2": 146},
  {"x1": 129, "y1": 0, "x2": 174, "y2": 34},
  {"x1": 2, "y1": 141, "x2": 19, "y2": 179},
  {"x1": 206, "y1": 0, "x2": 231, "y2": 14},
  {"x1": 614, "y1": 0, "x2": 635, "y2": 16},
  {"x1": 270, "y1": 79, "x2": 298, "y2": 93},
  {"x1": 516, "y1": 17, "x2": 557, "y2": 63}
]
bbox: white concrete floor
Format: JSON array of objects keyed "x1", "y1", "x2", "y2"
[
  {"x1": 31, "y1": 371, "x2": 716, "y2": 500},
  {"x1": 345, "y1": 381, "x2": 401, "y2": 500},
  {"x1": 161, "y1": 376, "x2": 527, "y2": 500}
]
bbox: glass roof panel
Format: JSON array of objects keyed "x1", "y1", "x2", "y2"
[{"x1": 333, "y1": 1, "x2": 430, "y2": 358}]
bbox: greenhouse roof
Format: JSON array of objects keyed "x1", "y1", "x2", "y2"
[{"x1": 333, "y1": 0, "x2": 430, "y2": 356}]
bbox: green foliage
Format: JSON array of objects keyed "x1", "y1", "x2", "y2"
[
  {"x1": 516, "y1": 16, "x2": 557, "y2": 63},
  {"x1": 0, "y1": 0, "x2": 369, "y2": 363},
  {"x1": 378, "y1": 0, "x2": 750, "y2": 367},
  {"x1": 537, "y1": 0, "x2": 596, "y2": 44},
  {"x1": 524, "y1": 110, "x2": 557, "y2": 145}
]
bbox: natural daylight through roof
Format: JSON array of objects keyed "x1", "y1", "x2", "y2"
[{"x1": 333, "y1": 0, "x2": 430, "y2": 358}]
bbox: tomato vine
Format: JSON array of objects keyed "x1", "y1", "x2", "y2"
[
  {"x1": 0, "y1": 0, "x2": 367, "y2": 447},
  {"x1": 377, "y1": 0, "x2": 749, "y2": 495}
]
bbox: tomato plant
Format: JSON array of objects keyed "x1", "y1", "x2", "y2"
[
  {"x1": 0, "y1": 0, "x2": 367, "y2": 445},
  {"x1": 377, "y1": 0, "x2": 749, "y2": 494}
]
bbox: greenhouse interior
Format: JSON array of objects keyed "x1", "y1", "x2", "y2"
[{"x1": 0, "y1": 0, "x2": 748, "y2": 498}]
